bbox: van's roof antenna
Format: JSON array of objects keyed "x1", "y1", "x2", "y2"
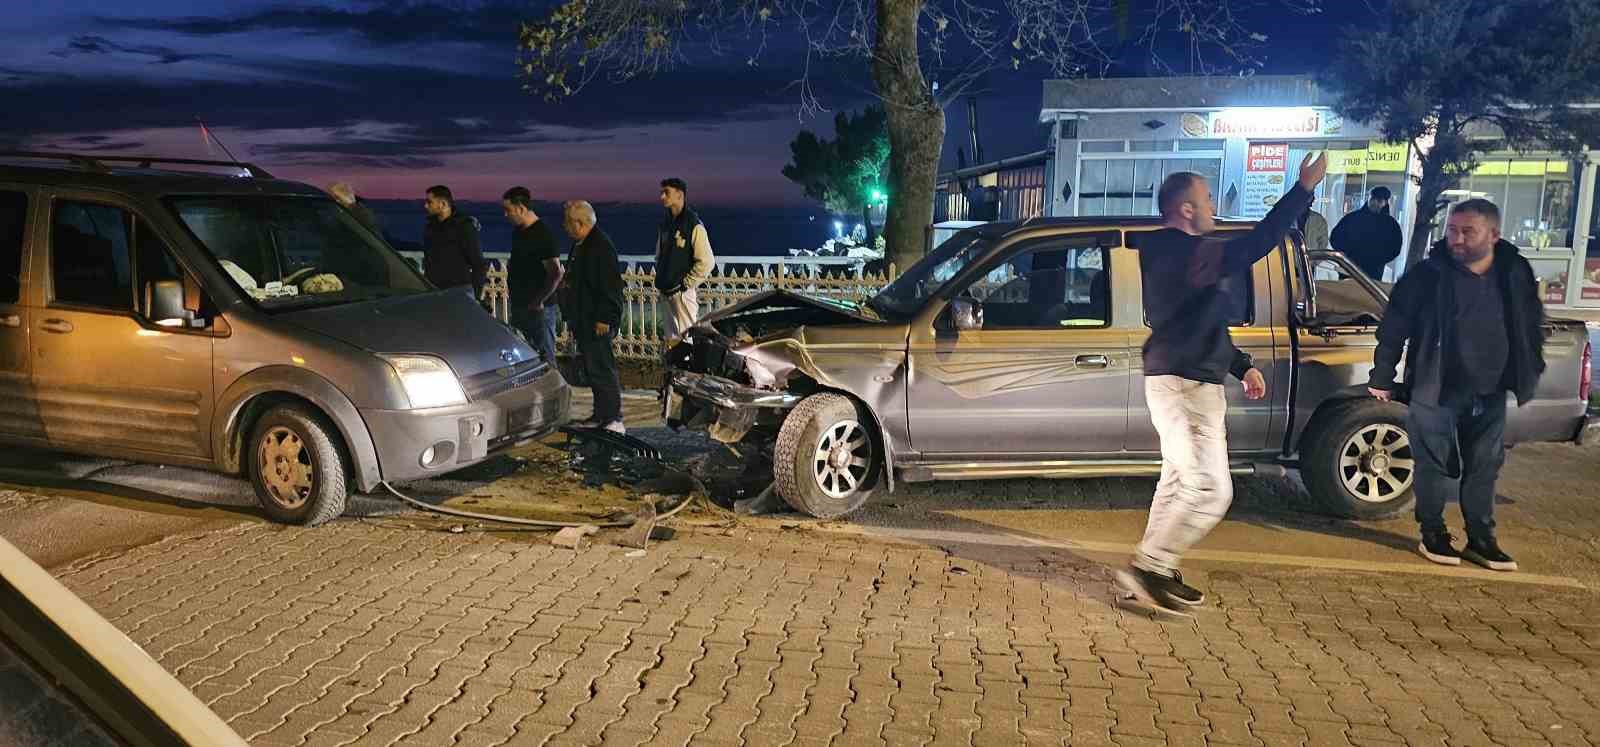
[{"x1": 196, "y1": 116, "x2": 245, "y2": 168}]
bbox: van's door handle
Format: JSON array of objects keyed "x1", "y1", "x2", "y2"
[
  {"x1": 1075, "y1": 354, "x2": 1110, "y2": 368},
  {"x1": 0, "y1": 314, "x2": 18, "y2": 328},
  {"x1": 40, "y1": 319, "x2": 73, "y2": 334}
]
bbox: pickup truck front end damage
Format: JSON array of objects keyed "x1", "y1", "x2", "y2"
[{"x1": 663, "y1": 290, "x2": 879, "y2": 444}]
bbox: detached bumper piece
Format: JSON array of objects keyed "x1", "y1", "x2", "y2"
[
  {"x1": 560, "y1": 425, "x2": 662, "y2": 461},
  {"x1": 663, "y1": 370, "x2": 804, "y2": 443}
]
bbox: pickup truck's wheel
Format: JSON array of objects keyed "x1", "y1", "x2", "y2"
[
  {"x1": 1301, "y1": 400, "x2": 1416, "y2": 520},
  {"x1": 249, "y1": 405, "x2": 349, "y2": 526},
  {"x1": 774, "y1": 393, "x2": 878, "y2": 518}
]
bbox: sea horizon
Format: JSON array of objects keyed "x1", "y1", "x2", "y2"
[{"x1": 366, "y1": 198, "x2": 842, "y2": 259}]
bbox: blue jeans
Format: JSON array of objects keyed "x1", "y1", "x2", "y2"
[
  {"x1": 1407, "y1": 393, "x2": 1507, "y2": 541},
  {"x1": 512, "y1": 304, "x2": 560, "y2": 365}
]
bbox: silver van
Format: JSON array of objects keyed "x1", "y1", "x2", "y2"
[{"x1": 0, "y1": 153, "x2": 571, "y2": 524}]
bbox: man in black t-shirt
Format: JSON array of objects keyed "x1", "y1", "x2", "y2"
[{"x1": 501, "y1": 186, "x2": 564, "y2": 364}]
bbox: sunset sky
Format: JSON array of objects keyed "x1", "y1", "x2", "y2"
[{"x1": 1, "y1": 1, "x2": 1372, "y2": 207}]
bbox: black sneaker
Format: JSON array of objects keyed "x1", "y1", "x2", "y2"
[
  {"x1": 1114, "y1": 566, "x2": 1193, "y2": 616},
  {"x1": 1418, "y1": 531, "x2": 1461, "y2": 566},
  {"x1": 1166, "y1": 571, "x2": 1205, "y2": 607},
  {"x1": 1462, "y1": 537, "x2": 1518, "y2": 572}
]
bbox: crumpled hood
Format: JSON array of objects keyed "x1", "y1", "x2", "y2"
[
  {"x1": 280, "y1": 289, "x2": 535, "y2": 378},
  {"x1": 699, "y1": 289, "x2": 882, "y2": 338}
]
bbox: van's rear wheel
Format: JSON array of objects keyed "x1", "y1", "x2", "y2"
[
  {"x1": 774, "y1": 393, "x2": 878, "y2": 518},
  {"x1": 1301, "y1": 400, "x2": 1416, "y2": 520},
  {"x1": 249, "y1": 406, "x2": 349, "y2": 526}
]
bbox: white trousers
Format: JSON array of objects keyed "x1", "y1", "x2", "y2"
[
  {"x1": 1135, "y1": 375, "x2": 1234, "y2": 576},
  {"x1": 662, "y1": 288, "x2": 699, "y2": 345}
]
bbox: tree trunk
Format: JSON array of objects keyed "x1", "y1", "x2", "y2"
[
  {"x1": 861, "y1": 202, "x2": 877, "y2": 248},
  {"x1": 1404, "y1": 155, "x2": 1450, "y2": 271},
  {"x1": 873, "y1": 0, "x2": 943, "y2": 274}
]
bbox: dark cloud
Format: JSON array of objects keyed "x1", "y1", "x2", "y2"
[
  {"x1": 288, "y1": 154, "x2": 447, "y2": 170},
  {"x1": 53, "y1": 34, "x2": 227, "y2": 65},
  {"x1": 101, "y1": 2, "x2": 532, "y2": 46}
]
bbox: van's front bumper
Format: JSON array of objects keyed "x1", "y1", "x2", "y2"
[{"x1": 360, "y1": 365, "x2": 571, "y2": 484}]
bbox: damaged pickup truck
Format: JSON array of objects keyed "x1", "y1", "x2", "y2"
[{"x1": 663, "y1": 218, "x2": 1593, "y2": 521}]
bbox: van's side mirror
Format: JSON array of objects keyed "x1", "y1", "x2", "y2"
[{"x1": 145, "y1": 280, "x2": 194, "y2": 328}]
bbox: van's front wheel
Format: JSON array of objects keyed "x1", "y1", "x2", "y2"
[{"x1": 249, "y1": 406, "x2": 349, "y2": 526}]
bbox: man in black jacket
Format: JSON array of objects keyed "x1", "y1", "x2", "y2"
[
  {"x1": 422, "y1": 185, "x2": 488, "y2": 297},
  {"x1": 560, "y1": 200, "x2": 626, "y2": 434},
  {"x1": 1116, "y1": 152, "x2": 1327, "y2": 615},
  {"x1": 1331, "y1": 186, "x2": 1404, "y2": 280},
  {"x1": 1368, "y1": 199, "x2": 1544, "y2": 572}
]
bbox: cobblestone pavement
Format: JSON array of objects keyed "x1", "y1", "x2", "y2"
[
  {"x1": 22, "y1": 391, "x2": 1600, "y2": 746},
  {"x1": 51, "y1": 508, "x2": 1600, "y2": 745}
]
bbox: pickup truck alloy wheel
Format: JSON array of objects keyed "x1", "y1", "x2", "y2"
[
  {"x1": 814, "y1": 420, "x2": 871, "y2": 499},
  {"x1": 249, "y1": 405, "x2": 350, "y2": 526},
  {"x1": 774, "y1": 393, "x2": 878, "y2": 518},
  {"x1": 1300, "y1": 400, "x2": 1416, "y2": 520},
  {"x1": 1339, "y1": 423, "x2": 1414, "y2": 503}
]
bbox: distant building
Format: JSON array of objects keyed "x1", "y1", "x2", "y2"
[{"x1": 1029, "y1": 74, "x2": 1600, "y2": 308}]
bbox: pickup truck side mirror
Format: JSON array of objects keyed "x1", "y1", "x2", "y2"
[
  {"x1": 144, "y1": 279, "x2": 195, "y2": 328},
  {"x1": 945, "y1": 297, "x2": 983, "y2": 332}
]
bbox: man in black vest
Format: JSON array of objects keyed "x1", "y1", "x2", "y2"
[{"x1": 654, "y1": 177, "x2": 714, "y2": 347}]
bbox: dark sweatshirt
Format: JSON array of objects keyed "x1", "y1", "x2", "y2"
[
  {"x1": 562, "y1": 227, "x2": 625, "y2": 332},
  {"x1": 1330, "y1": 206, "x2": 1403, "y2": 279},
  {"x1": 1138, "y1": 183, "x2": 1313, "y2": 384},
  {"x1": 422, "y1": 212, "x2": 487, "y2": 292}
]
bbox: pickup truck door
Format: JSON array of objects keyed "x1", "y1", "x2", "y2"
[
  {"x1": 907, "y1": 232, "x2": 1131, "y2": 455},
  {"x1": 1125, "y1": 230, "x2": 1281, "y2": 453}
]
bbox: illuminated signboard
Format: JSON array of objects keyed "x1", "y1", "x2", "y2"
[
  {"x1": 1242, "y1": 143, "x2": 1289, "y2": 219},
  {"x1": 1180, "y1": 108, "x2": 1344, "y2": 139}
]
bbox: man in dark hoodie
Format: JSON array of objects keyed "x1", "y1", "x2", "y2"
[
  {"x1": 560, "y1": 200, "x2": 626, "y2": 434},
  {"x1": 1368, "y1": 199, "x2": 1544, "y2": 572},
  {"x1": 654, "y1": 177, "x2": 714, "y2": 347},
  {"x1": 422, "y1": 185, "x2": 488, "y2": 298},
  {"x1": 1116, "y1": 152, "x2": 1326, "y2": 615},
  {"x1": 1331, "y1": 186, "x2": 1404, "y2": 280}
]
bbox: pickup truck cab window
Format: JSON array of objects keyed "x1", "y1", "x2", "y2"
[{"x1": 958, "y1": 242, "x2": 1110, "y2": 330}]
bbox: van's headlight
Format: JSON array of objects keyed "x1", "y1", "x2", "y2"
[{"x1": 383, "y1": 355, "x2": 467, "y2": 409}]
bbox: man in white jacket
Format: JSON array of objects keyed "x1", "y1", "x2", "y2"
[{"x1": 655, "y1": 177, "x2": 714, "y2": 347}]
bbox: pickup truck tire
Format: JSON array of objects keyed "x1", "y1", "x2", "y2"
[
  {"x1": 774, "y1": 393, "x2": 877, "y2": 518},
  {"x1": 1300, "y1": 400, "x2": 1416, "y2": 520},
  {"x1": 249, "y1": 405, "x2": 349, "y2": 526}
]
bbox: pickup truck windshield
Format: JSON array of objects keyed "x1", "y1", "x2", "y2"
[
  {"x1": 167, "y1": 195, "x2": 429, "y2": 310},
  {"x1": 869, "y1": 233, "x2": 988, "y2": 318}
]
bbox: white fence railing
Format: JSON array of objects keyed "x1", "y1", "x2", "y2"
[{"x1": 477, "y1": 259, "x2": 898, "y2": 361}]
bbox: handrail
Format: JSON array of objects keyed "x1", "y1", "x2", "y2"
[{"x1": 0, "y1": 536, "x2": 247, "y2": 747}]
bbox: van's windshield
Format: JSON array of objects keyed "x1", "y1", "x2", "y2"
[{"x1": 167, "y1": 195, "x2": 429, "y2": 310}]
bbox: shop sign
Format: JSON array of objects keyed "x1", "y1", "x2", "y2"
[
  {"x1": 1472, "y1": 159, "x2": 1570, "y2": 176},
  {"x1": 1365, "y1": 142, "x2": 1407, "y2": 172},
  {"x1": 1242, "y1": 143, "x2": 1289, "y2": 219},
  {"x1": 1325, "y1": 142, "x2": 1408, "y2": 175},
  {"x1": 1182, "y1": 108, "x2": 1343, "y2": 139}
]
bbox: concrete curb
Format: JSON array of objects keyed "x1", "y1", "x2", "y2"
[{"x1": 0, "y1": 535, "x2": 247, "y2": 747}]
